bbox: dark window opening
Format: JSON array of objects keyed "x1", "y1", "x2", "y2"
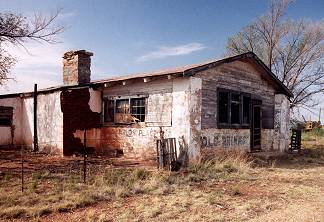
[
  {"x1": 254, "y1": 106, "x2": 261, "y2": 129},
  {"x1": 231, "y1": 93, "x2": 241, "y2": 125},
  {"x1": 0, "y1": 106, "x2": 13, "y2": 126},
  {"x1": 218, "y1": 91, "x2": 229, "y2": 124},
  {"x1": 242, "y1": 96, "x2": 251, "y2": 125},
  {"x1": 217, "y1": 89, "x2": 253, "y2": 128},
  {"x1": 0, "y1": 117, "x2": 11, "y2": 126}
]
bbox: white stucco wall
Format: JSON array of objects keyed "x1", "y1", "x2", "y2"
[
  {"x1": 73, "y1": 77, "x2": 193, "y2": 160},
  {"x1": 188, "y1": 77, "x2": 202, "y2": 162},
  {"x1": 0, "y1": 97, "x2": 25, "y2": 146},
  {"x1": 274, "y1": 94, "x2": 290, "y2": 152},
  {"x1": 36, "y1": 92, "x2": 63, "y2": 154},
  {"x1": 0, "y1": 91, "x2": 63, "y2": 155}
]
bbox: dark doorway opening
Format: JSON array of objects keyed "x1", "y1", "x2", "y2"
[{"x1": 251, "y1": 100, "x2": 262, "y2": 152}]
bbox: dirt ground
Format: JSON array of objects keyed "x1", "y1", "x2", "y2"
[
  {"x1": 0, "y1": 149, "x2": 155, "y2": 175},
  {"x1": 0, "y1": 142, "x2": 323, "y2": 222}
]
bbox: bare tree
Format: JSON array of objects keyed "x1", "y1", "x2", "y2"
[
  {"x1": 0, "y1": 9, "x2": 64, "y2": 85},
  {"x1": 226, "y1": 0, "x2": 324, "y2": 110}
]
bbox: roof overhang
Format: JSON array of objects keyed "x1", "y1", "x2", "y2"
[
  {"x1": 182, "y1": 52, "x2": 293, "y2": 98},
  {"x1": 0, "y1": 52, "x2": 293, "y2": 99}
]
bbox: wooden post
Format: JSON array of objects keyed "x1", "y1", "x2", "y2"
[
  {"x1": 33, "y1": 84, "x2": 38, "y2": 152},
  {"x1": 21, "y1": 146, "x2": 24, "y2": 192},
  {"x1": 83, "y1": 129, "x2": 87, "y2": 183}
]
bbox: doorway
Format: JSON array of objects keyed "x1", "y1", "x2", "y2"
[{"x1": 251, "y1": 100, "x2": 262, "y2": 152}]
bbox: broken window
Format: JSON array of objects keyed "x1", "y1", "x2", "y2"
[
  {"x1": 103, "y1": 97, "x2": 146, "y2": 124},
  {"x1": 103, "y1": 99, "x2": 114, "y2": 123},
  {"x1": 217, "y1": 89, "x2": 252, "y2": 128},
  {"x1": 115, "y1": 99, "x2": 129, "y2": 114},
  {"x1": 130, "y1": 98, "x2": 145, "y2": 122},
  {"x1": 0, "y1": 106, "x2": 13, "y2": 126}
]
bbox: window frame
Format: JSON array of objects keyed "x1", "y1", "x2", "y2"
[
  {"x1": 102, "y1": 95, "x2": 147, "y2": 125},
  {"x1": 0, "y1": 106, "x2": 13, "y2": 127},
  {"x1": 230, "y1": 91, "x2": 241, "y2": 127},
  {"x1": 241, "y1": 93, "x2": 252, "y2": 127},
  {"x1": 217, "y1": 88, "x2": 230, "y2": 128},
  {"x1": 217, "y1": 88, "x2": 252, "y2": 129}
]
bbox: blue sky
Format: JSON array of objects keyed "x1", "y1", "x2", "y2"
[{"x1": 1, "y1": 0, "x2": 324, "y2": 120}]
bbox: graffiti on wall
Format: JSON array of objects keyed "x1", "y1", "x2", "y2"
[
  {"x1": 201, "y1": 133, "x2": 249, "y2": 148},
  {"x1": 117, "y1": 128, "x2": 172, "y2": 138}
]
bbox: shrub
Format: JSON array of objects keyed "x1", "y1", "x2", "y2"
[{"x1": 189, "y1": 149, "x2": 253, "y2": 180}]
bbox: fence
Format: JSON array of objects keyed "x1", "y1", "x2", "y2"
[
  {"x1": 156, "y1": 138, "x2": 177, "y2": 170},
  {"x1": 0, "y1": 139, "x2": 152, "y2": 194}
]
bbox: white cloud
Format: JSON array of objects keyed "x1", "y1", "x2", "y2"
[
  {"x1": 58, "y1": 10, "x2": 78, "y2": 20},
  {"x1": 137, "y1": 42, "x2": 206, "y2": 62},
  {"x1": 0, "y1": 41, "x2": 72, "y2": 94}
]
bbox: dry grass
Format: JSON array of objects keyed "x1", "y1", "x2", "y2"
[
  {"x1": 0, "y1": 145, "x2": 324, "y2": 221},
  {"x1": 0, "y1": 151, "x2": 253, "y2": 220}
]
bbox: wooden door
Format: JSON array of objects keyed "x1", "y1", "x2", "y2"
[{"x1": 251, "y1": 103, "x2": 262, "y2": 152}]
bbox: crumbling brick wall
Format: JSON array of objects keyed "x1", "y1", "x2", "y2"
[{"x1": 60, "y1": 88, "x2": 101, "y2": 155}]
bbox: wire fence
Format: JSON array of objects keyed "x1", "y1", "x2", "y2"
[{"x1": 0, "y1": 139, "x2": 150, "y2": 194}]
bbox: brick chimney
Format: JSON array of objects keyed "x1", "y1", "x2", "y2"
[{"x1": 63, "y1": 50, "x2": 93, "y2": 85}]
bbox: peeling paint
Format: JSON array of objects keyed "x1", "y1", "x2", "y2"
[
  {"x1": 274, "y1": 94, "x2": 290, "y2": 152},
  {"x1": 0, "y1": 92, "x2": 63, "y2": 155},
  {"x1": 88, "y1": 88, "x2": 102, "y2": 113}
]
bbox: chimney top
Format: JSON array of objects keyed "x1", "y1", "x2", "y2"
[
  {"x1": 63, "y1": 50, "x2": 94, "y2": 60},
  {"x1": 63, "y1": 50, "x2": 93, "y2": 85}
]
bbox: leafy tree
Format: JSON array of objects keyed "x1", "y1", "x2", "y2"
[
  {"x1": 226, "y1": 0, "x2": 324, "y2": 109},
  {"x1": 0, "y1": 10, "x2": 64, "y2": 85}
]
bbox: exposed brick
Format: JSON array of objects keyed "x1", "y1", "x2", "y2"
[
  {"x1": 63, "y1": 50, "x2": 93, "y2": 85},
  {"x1": 60, "y1": 88, "x2": 101, "y2": 155}
]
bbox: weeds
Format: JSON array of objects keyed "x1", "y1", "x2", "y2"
[
  {"x1": 189, "y1": 150, "x2": 253, "y2": 181},
  {"x1": 302, "y1": 129, "x2": 324, "y2": 141},
  {"x1": 3, "y1": 147, "x2": 324, "y2": 220},
  {"x1": 0, "y1": 155, "x2": 251, "y2": 220},
  {"x1": 231, "y1": 186, "x2": 242, "y2": 196}
]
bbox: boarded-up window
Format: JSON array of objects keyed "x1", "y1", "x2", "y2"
[
  {"x1": 145, "y1": 93, "x2": 172, "y2": 126},
  {"x1": 0, "y1": 106, "x2": 13, "y2": 126}
]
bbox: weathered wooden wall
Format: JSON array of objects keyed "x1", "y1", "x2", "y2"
[{"x1": 196, "y1": 60, "x2": 276, "y2": 130}]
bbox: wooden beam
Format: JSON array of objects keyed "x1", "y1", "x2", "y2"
[{"x1": 33, "y1": 84, "x2": 38, "y2": 152}]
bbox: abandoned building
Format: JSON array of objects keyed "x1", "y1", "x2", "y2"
[{"x1": 0, "y1": 50, "x2": 293, "y2": 162}]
